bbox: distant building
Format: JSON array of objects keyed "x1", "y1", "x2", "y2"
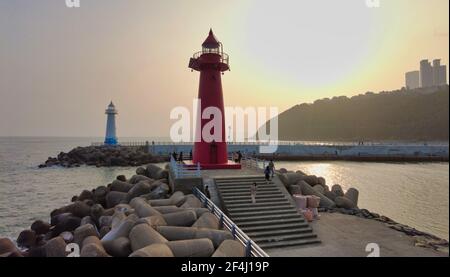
[
  {"x1": 407, "y1": 59, "x2": 448, "y2": 89},
  {"x1": 405, "y1": 71, "x2": 420, "y2": 89},
  {"x1": 432, "y1": 59, "x2": 447, "y2": 86},
  {"x1": 420, "y1": 59, "x2": 434, "y2": 88}
]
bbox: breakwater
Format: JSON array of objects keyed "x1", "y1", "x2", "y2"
[{"x1": 0, "y1": 164, "x2": 244, "y2": 257}]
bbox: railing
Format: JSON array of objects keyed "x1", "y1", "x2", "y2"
[
  {"x1": 169, "y1": 156, "x2": 201, "y2": 178},
  {"x1": 91, "y1": 141, "x2": 149, "y2": 147},
  {"x1": 192, "y1": 51, "x2": 229, "y2": 67},
  {"x1": 192, "y1": 187, "x2": 269, "y2": 258},
  {"x1": 241, "y1": 155, "x2": 267, "y2": 172}
]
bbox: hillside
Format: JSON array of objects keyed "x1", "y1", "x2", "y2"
[{"x1": 262, "y1": 86, "x2": 449, "y2": 142}]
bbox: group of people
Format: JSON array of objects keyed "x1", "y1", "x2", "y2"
[{"x1": 171, "y1": 150, "x2": 193, "y2": 163}]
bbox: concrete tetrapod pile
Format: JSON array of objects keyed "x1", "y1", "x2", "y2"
[{"x1": 0, "y1": 164, "x2": 246, "y2": 257}]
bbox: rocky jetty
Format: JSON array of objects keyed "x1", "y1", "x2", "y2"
[
  {"x1": 0, "y1": 164, "x2": 244, "y2": 258},
  {"x1": 39, "y1": 146, "x2": 166, "y2": 168},
  {"x1": 277, "y1": 169, "x2": 449, "y2": 253}
]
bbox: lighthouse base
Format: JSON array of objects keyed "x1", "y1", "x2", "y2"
[{"x1": 184, "y1": 160, "x2": 242, "y2": 170}]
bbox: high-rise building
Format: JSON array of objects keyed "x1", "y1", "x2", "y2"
[
  {"x1": 405, "y1": 71, "x2": 420, "y2": 89},
  {"x1": 420, "y1": 59, "x2": 433, "y2": 88},
  {"x1": 432, "y1": 59, "x2": 447, "y2": 86}
]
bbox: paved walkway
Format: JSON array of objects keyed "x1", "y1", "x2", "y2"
[{"x1": 267, "y1": 213, "x2": 447, "y2": 257}]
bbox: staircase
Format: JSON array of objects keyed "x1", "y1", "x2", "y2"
[{"x1": 214, "y1": 176, "x2": 320, "y2": 250}]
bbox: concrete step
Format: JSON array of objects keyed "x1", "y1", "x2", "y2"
[
  {"x1": 216, "y1": 181, "x2": 275, "y2": 186},
  {"x1": 253, "y1": 233, "x2": 318, "y2": 244},
  {"x1": 226, "y1": 202, "x2": 295, "y2": 209},
  {"x1": 246, "y1": 227, "x2": 313, "y2": 238},
  {"x1": 257, "y1": 238, "x2": 321, "y2": 249},
  {"x1": 217, "y1": 184, "x2": 276, "y2": 189},
  {"x1": 220, "y1": 191, "x2": 283, "y2": 197},
  {"x1": 241, "y1": 222, "x2": 310, "y2": 233},
  {"x1": 215, "y1": 177, "x2": 267, "y2": 182},
  {"x1": 236, "y1": 217, "x2": 305, "y2": 228},
  {"x1": 233, "y1": 213, "x2": 302, "y2": 222},
  {"x1": 224, "y1": 197, "x2": 289, "y2": 205},
  {"x1": 221, "y1": 194, "x2": 286, "y2": 201},
  {"x1": 229, "y1": 209, "x2": 298, "y2": 218},
  {"x1": 226, "y1": 205, "x2": 294, "y2": 213},
  {"x1": 218, "y1": 188, "x2": 280, "y2": 194}
]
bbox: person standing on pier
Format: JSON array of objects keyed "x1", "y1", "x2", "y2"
[
  {"x1": 264, "y1": 166, "x2": 271, "y2": 183},
  {"x1": 268, "y1": 160, "x2": 275, "y2": 178},
  {"x1": 237, "y1": 151, "x2": 243, "y2": 163},
  {"x1": 178, "y1": 152, "x2": 184, "y2": 163},
  {"x1": 205, "y1": 186, "x2": 211, "y2": 199},
  {"x1": 251, "y1": 182, "x2": 257, "y2": 204}
]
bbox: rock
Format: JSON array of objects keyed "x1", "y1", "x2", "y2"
[
  {"x1": 102, "y1": 237, "x2": 132, "y2": 257},
  {"x1": 74, "y1": 224, "x2": 98, "y2": 246},
  {"x1": 93, "y1": 186, "x2": 108, "y2": 206},
  {"x1": 17, "y1": 230, "x2": 36, "y2": 248},
  {"x1": 136, "y1": 167, "x2": 146, "y2": 176},
  {"x1": 142, "y1": 183, "x2": 170, "y2": 200},
  {"x1": 106, "y1": 191, "x2": 127, "y2": 208},
  {"x1": 192, "y1": 212, "x2": 219, "y2": 229},
  {"x1": 110, "y1": 180, "x2": 133, "y2": 193},
  {"x1": 180, "y1": 195, "x2": 202, "y2": 209},
  {"x1": 335, "y1": 196, "x2": 357, "y2": 209},
  {"x1": 101, "y1": 214, "x2": 138, "y2": 242},
  {"x1": 313, "y1": 185, "x2": 325, "y2": 194},
  {"x1": 129, "y1": 197, "x2": 161, "y2": 218},
  {"x1": 0, "y1": 238, "x2": 21, "y2": 257},
  {"x1": 279, "y1": 168, "x2": 288, "y2": 173},
  {"x1": 71, "y1": 201, "x2": 92, "y2": 218},
  {"x1": 282, "y1": 173, "x2": 305, "y2": 186},
  {"x1": 52, "y1": 216, "x2": 81, "y2": 237},
  {"x1": 129, "y1": 224, "x2": 168, "y2": 252},
  {"x1": 324, "y1": 191, "x2": 337, "y2": 201},
  {"x1": 153, "y1": 206, "x2": 180, "y2": 214},
  {"x1": 78, "y1": 190, "x2": 94, "y2": 201},
  {"x1": 45, "y1": 237, "x2": 67, "y2": 257},
  {"x1": 288, "y1": 184, "x2": 302, "y2": 195},
  {"x1": 81, "y1": 236, "x2": 109, "y2": 257},
  {"x1": 136, "y1": 215, "x2": 167, "y2": 229},
  {"x1": 129, "y1": 175, "x2": 153, "y2": 185},
  {"x1": 116, "y1": 175, "x2": 127, "y2": 182},
  {"x1": 99, "y1": 226, "x2": 111, "y2": 239},
  {"x1": 156, "y1": 226, "x2": 233, "y2": 248},
  {"x1": 31, "y1": 220, "x2": 51, "y2": 235},
  {"x1": 162, "y1": 211, "x2": 197, "y2": 227},
  {"x1": 303, "y1": 175, "x2": 319, "y2": 186},
  {"x1": 317, "y1": 177, "x2": 326, "y2": 187},
  {"x1": 344, "y1": 188, "x2": 359, "y2": 207},
  {"x1": 149, "y1": 191, "x2": 185, "y2": 207},
  {"x1": 99, "y1": 216, "x2": 113, "y2": 228},
  {"x1": 167, "y1": 238, "x2": 214, "y2": 257},
  {"x1": 126, "y1": 182, "x2": 152, "y2": 202},
  {"x1": 59, "y1": 231, "x2": 74, "y2": 243},
  {"x1": 80, "y1": 216, "x2": 96, "y2": 227},
  {"x1": 299, "y1": 181, "x2": 336, "y2": 208},
  {"x1": 129, "y1": 243, "x2": 174, "y2": 257},
  {"x1": 331, "y1": 185, "x2": 345, "y2": 197},
  {"x1": 27, "y1": 245, "x2": 47, "y2": 257},
  {"x1": 212, "y1": 240, "x2": 246, "y2": 257}
]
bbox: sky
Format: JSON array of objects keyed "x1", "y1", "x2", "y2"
[{"x1": 0, "y1": 0, "x2": 448, "y2": 137}]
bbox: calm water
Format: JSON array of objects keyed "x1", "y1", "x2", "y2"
[{"x1": 0, "y1": 137, "x2": 448, "y2": 241}]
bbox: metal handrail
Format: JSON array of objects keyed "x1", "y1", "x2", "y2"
[
  {"x1": 192, "y1": 51, "x2": 229, "y2": 66},
  {"x1": 192, "y1": 187, "x2": 269, "y2": 257},
  {"x1": 169, "y1": 156, "x2": 200, "y2": 178}
]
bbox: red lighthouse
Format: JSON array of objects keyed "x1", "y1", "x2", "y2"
[{"x1": 189, "y1": 29, "x2": 240, "y2": 169}]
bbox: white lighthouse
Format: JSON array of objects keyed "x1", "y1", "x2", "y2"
[{"x1": 104, "y1": 101, "x2": 118, "y2": 145}]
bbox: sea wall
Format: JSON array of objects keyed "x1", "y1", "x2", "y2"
[{"x1": 149, "y1": 143, "x2": 449, "y2": 161}]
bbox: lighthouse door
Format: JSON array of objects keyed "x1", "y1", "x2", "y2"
[{"x1": 210, "y1": 142, "x2": 218, "y2": 164}]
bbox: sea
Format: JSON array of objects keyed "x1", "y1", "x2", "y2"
[{"x1": 0, "y1": 137, "x2": 448, "y2": 241}]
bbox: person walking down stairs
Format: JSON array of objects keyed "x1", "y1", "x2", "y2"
[
  {"x1": 264, "y1": 166, "x2": 271, "y2": 184},
  {"x1": 250, "y1": 182, "x2": 258, "y2": 204}
]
